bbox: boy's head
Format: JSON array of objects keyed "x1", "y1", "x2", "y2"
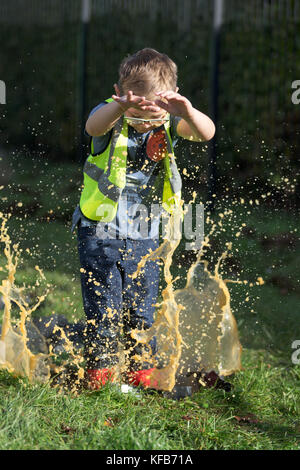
[
  {"x1": 115, "y1": 48, "x2": 178, "y2": 132},
  {"x1": 118, "y1": 48, "x2": 178, "y2": 99}
]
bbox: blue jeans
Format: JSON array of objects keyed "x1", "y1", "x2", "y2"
[{"x1": 77, "y1": 225, "x2": 160, "y2": 370}]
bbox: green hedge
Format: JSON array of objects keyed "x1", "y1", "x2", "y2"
[{"x1": 0, "y1": 8, "x2": 299, "y2": 201}]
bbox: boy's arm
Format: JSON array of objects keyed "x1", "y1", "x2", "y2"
[
  {"x1": 85, "y1": 100, "x2": 125, "y2": 136},
  {"x1": 86, "y1": 88, "x2": 160, "y2": 137},
  {"x1": 155, "y1": 91, "x2": 215, "y2": 142},
  {"x1": 176, "y1": 108, "x2": 215, "y2": 142}
]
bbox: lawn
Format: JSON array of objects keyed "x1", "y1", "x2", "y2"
[
  {"x1": 0, "y1": 350, "x2": 299, "y2": 450},
  {"x1": 0, "y1": 152, "x2": 299, "y2": 450}
]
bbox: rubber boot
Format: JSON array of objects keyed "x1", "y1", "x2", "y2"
[
  {"x1": 87, "y1": 368, "x2": 115, "y2": 390},
  {"x1": 127, "y1": 368, "x2": 159, "y2": 389}
]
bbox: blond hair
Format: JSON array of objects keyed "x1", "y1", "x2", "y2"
[{"x1": 118, "y1": 48, "x2": 177, "y2": 98}]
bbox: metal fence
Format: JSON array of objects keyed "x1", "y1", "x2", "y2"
[
  {"x1": 0, "y1": 0, "x2": 299, "y2": 201},
  {"x1": 1, "y1": 1, "x2": 298, "y2": 26}
]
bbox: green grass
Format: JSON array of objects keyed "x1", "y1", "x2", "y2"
[
  {"x1": 0, "y1": 350, "x2": 299, "y2": 450},
  {"x1": 0, "y1": 154, "x2": 300, "y2": 449}
]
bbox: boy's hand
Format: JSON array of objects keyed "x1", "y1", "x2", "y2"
[
  {"x1": 155, "y1": 90, "x2": 215, "y2": 142},
  {"x1": 154, "y1": 91, "x2": 194, "y2": 120},
  {"x1": 112, "y1": 86, "x2": 160, "y2": 113}
]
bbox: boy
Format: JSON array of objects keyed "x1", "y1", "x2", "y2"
[{"x1": 71, "y1": 48, "x2": 215, "y2": 390}]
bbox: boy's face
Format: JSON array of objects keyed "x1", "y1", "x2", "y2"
[
  {"x1": 124, "y1": 106, "x2": 169, "y2": 133},
  {"x1": 116, "y1": 84, "x2": 170, "y2": 133}
]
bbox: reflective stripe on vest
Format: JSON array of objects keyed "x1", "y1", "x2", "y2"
[
  {"x1": 164, "y1": 124, "x2": 182, "y2": 194},
  {"x1": 83, "y1": 118, "x2": 125, "y2": 202}
]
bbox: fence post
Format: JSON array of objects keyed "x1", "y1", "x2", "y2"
[
  {"x1": 0, "y1": 80, "x2": 6, "y2": 104},
  {"x1": 207, "y1": 0, "x2": 224, "y2": 212},
  {"x1": 78, "y1": 0, "x2": 91, "y2": 162}
]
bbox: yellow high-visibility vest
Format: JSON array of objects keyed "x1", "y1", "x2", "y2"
[{"x1": 79, "y1": 100, "x2": 182, "y2": 222}]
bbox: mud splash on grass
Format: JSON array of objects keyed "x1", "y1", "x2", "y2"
[
  {"x1": 0, "y1": 195, "x2": 258, "y2": 393},
  {"x1": 0, "y1": 210, "x2": 85, "y2": 392},
  {"x1": 130, "y1": 203, "x2": 243, "y2": 391},
  {"x1": 0, "y1": 211, "x2": 50, "y2": 382}
]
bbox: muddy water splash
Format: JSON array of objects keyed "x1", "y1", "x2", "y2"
[
  {"x1": 0, "y1": 211, "x2": 50, "y2": 381},
  {"x1": 0, "y1": 210, "x2": 86, "y2": 391},
  {"x1": 0, "y1": 196, "x2": 244, "y2": 394},
  {"x1": 131, "y1": 204, "x2": 243, "y2": 391},
  {"x1": 131, "y1": 205, "x2": 185, "y2": 390}
]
